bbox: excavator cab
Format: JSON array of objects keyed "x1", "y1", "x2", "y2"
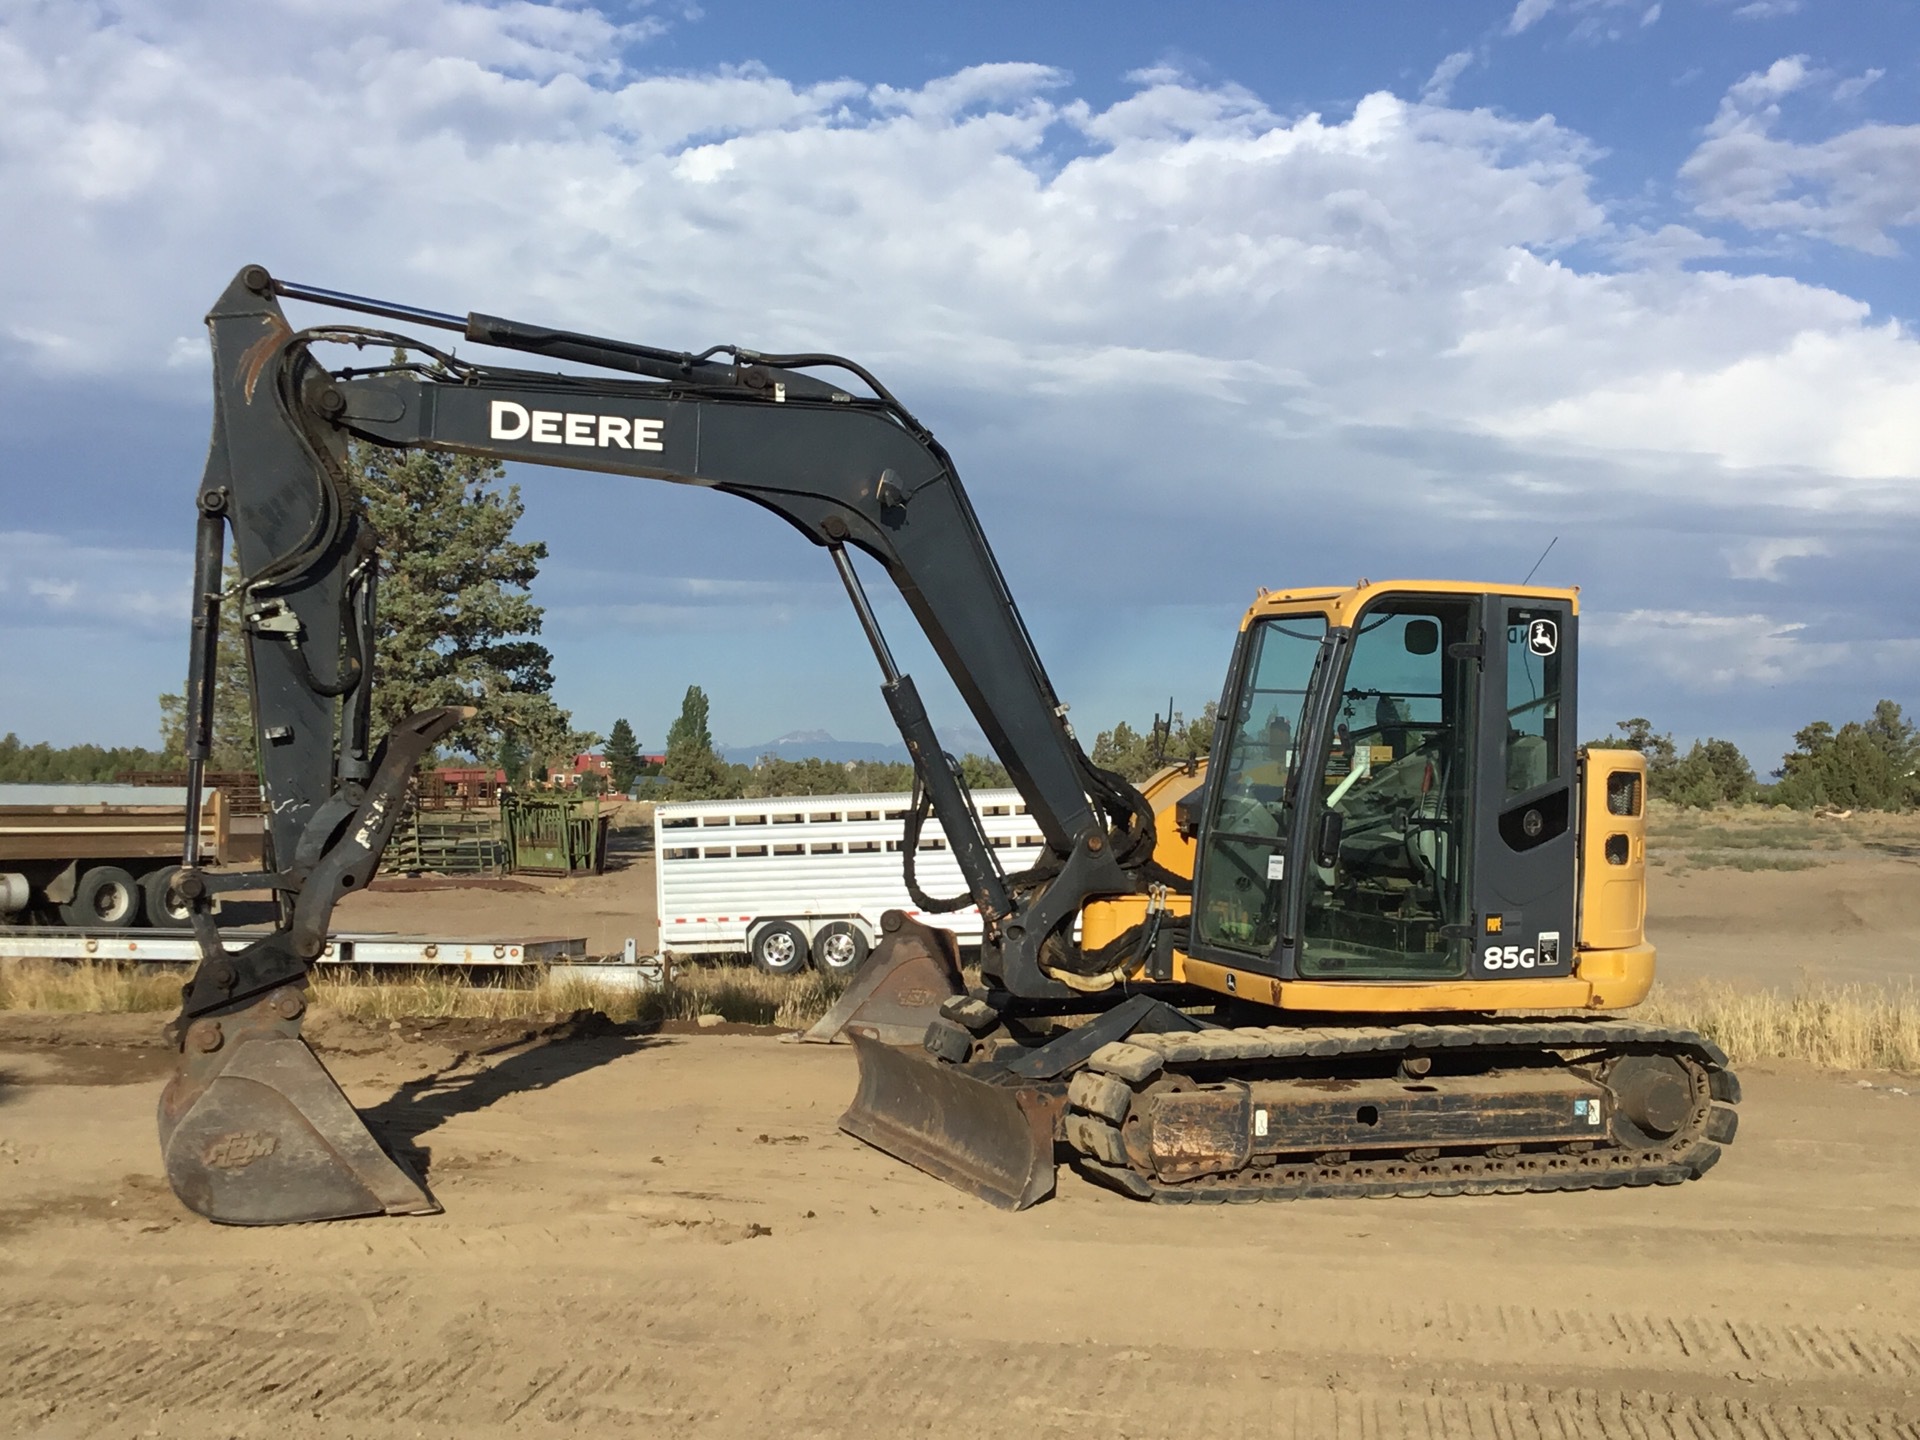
[{"x1": 1189, "y1": 583, "x2": 1579, "y2": 986}]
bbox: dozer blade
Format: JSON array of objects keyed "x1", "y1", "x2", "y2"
[
  {"x1": 800, "y1": 910, "x2": 967, "y2": 1046},
  {"x1": 159, "y1": 989, "x2": 438, "y2": 1225},
  {"x1": 840, "y1": 1032, "x2": 1060, "y2": 1210}
]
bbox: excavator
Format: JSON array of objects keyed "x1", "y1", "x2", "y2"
[{"x1": 158, "y1": 264, "x2": 1739, "y2": 1224}]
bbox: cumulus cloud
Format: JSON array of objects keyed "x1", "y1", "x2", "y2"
[
  {"x1": 1, "y1": 0, "x2": 1915, "y2": 517},
  {"x1": 1682, "y1": 58, "x2": 1920, "y2": 255},
  {"x1": 1, "y1": 0, "x2": 1917, "y2": 753}
]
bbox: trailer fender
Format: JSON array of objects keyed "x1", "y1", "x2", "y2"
[{"x1": 44, "y1": 860, "x2": 78, "y2": 907}]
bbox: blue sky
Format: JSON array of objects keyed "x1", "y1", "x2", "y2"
[{"x1": 0, "y1": 0, "x2": 1915, "y2": 770}]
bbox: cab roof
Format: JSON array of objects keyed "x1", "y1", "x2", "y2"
[{"x1": 1242, "y1": 579, "x2": 1580, "y2": 629}]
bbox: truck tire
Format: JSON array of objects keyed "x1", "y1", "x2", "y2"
[
  {"x1": 811, "y1": 921, "x2": 869, "y2": 977},
  {"x1": 141, "y1": 866, "x2": 192, "y2": 929},
  {"x1": 749, "y1": 921, "x2": 810, "y2": 976},
  {"x1": 60, "y1": 865, "x2": 142, "y2": 929}
]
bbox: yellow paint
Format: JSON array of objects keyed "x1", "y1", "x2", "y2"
[
  {"x1": 1079, "y1": 760, "x2": 1203, "y2": 953},
  {"x1": 1171, "y1": 944, "x2": 1653, "y2": 1013},
  {"x1": 1238, "y1": 578, "x2": 1580, "y2": 630},
  {"x1": 1578, "y1": 747, "x2": 1648, "y2": 952}
]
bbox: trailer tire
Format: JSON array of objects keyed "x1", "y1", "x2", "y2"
[
  {"x1": 60, "y1": 865, "x2": 142, "y2": 928},
  {"x1": 141, "y1": 866, "x2": 192, "y2": 929},
  {"x1": 811, "y1": 921, "x2": 869, "y2": 977},
  {"x1": 749, "y1": 921, "x2": 810, "y2": 976}
]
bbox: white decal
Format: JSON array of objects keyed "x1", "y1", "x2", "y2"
[
  {"x1": 489, "y1": 399, "x2": 665, "y2": 451},
  {"x1": 1265, "y1": 852, "x2": 1285, "y2": 882},
  {"x1": 490, "y1": 401, "x2": 529, "y2": 439},
  {"x1": 1254, "y1": 1107, "x2": 1269, "y2": 1139},
  {"x1": 1482, "y1": 943, "x2": 1537, "y2": 971},
  {"x1": 1527, "y1": 618, "x2": 1559, "y2": 657}
]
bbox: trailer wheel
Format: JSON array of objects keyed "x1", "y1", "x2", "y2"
[
  {"x1": 811, "y1": 921, "x2": 869, "y2": 976},
  {"x1": 749, "y1": 921, "x2": 810, "y2": 976},
  {"x1": 141, "y1": 866, "x2": 193, "y2": 929},
  {"x1": 60, "y1": 865, "x2": 142, "y2": 928}
]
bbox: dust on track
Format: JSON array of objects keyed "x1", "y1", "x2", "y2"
[{"x1": 2, "y1": 1016, "x2": 1918, "y2": 1440}]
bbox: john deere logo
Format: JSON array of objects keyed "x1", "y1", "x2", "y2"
[{"x1": 1527, "y1": 619, "x2": 1558, "y2": 657}]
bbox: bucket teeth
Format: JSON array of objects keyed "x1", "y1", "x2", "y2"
[{"x1": 159, "y1": 993, "x2": 436, "y2": 1225}]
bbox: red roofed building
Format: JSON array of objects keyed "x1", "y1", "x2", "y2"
[{"x1": 555, "y1": 752, "x2": 612, "y2": 789}]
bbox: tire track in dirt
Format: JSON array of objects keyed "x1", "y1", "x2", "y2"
[{"x1": 8, "y1": 1293, "x2": 1920, "y2": 1438}]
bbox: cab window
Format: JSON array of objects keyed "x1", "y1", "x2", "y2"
[{"x1": 1193, "y1": 615, "x2": 1327, "y2": 954}]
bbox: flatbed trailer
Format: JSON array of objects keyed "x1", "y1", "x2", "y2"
[
  {"x1": 0, "y1": 784, "x2": 228, "y2": 929},
  {"x1": 0, "y1": 928, "x2": 588, "y2": 967}
]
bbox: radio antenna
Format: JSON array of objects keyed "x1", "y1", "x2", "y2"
[{"x1": 1521, "y1": 535, "x2": 1559, "y2": 586}]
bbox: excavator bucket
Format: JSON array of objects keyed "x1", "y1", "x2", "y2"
[
  {"x1": 158, "y1": 989, "x2": 438, "y2": 1225},
  {"x1": 839, "y1": 1033, "x2": 1059, "y2": 1210},
  {"x1": 799, "y1": 912, "x2": 967, "y2": 1046}
]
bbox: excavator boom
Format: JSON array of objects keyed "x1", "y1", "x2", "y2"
[{"x1": 162, "y1": 265, "x2": 1173, "y2": 1222}]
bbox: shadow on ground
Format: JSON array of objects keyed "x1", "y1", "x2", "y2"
[{"x1": 361, "y1": 1018, "x2": 663, "y2": 1181}]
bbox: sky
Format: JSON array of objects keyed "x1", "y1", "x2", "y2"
[{"x1": 0, "y1": 0, "x2": 1916, "y2": 770}]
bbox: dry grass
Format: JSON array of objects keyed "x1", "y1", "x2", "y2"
[
  {"x1": 0, "y1": 958, "x2": 183, "y2": 1013},
  {"x1": 7, "y1": 959, "x2": 1916, "y2": 1074},
  {"x1": 0, "y1": 958, "x2": 844, "y2": 1031},
  {"x1": 1648, "y1": 801, "x2": 1920, "y2": 868},
  {"x1": 1679, "y1": 851, "x2": 1826, "y2": 872},
  {"x1": 1637, "y1": 980, "x2": 1920, "y2": 1073}
]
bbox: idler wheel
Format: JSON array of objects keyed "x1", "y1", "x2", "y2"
[{"x1": 1607, "y1": 1054, "x2": 1695, "y2": 1148}]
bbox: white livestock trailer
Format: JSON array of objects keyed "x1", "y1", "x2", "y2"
[{"x1": 653, "y1": 788, "x2": 1044, "y2": 974}]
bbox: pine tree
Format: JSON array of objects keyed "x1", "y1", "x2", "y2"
[
  {"x1": 661, "y1": 686, "x2": 741, "y2": 800},
  {"x1": 1089, "y1": 702, "x2": 1218, "y2": 782},
  {"x1": 347, "y1": 438, "x2": 587, "y2": 766},
  {"x1": 605, "y1": 718, "x2": 643, "y2": 792}
]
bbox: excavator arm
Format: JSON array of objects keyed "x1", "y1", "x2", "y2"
[{"x1": 161, "y1": 264, "x2": 1163, "y2": 1222}]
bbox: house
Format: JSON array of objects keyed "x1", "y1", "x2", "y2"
[{"x1": 554, "y1": 752, "x2": 613, "y2": 788}]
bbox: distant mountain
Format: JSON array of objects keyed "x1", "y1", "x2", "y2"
[{"x1": 719, "y1": 726, "x2": 993, "y2": 767}]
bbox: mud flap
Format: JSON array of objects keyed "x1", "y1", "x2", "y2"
[
  {"x1": 839, "y1": 1033, "x2": 1060, "y2": 1211},
  {"x1": 158, "y1": 990, "x2": 437, "y2": 1225},
  {"x1": 799, "y1": 911, "x2": 967, "y2": 1046}
]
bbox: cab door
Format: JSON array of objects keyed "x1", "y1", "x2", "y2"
[{"x1": 1468, "y1": 596, "x2": 1578, "y2": 978}]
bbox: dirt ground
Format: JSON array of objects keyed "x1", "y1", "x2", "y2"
[
  {"x1": 4, "y1": 812, "x2": 1917, "y2": 1437},
  {"x1": 2, "y1": 1010, "x2": 1919, "y2": 1439}
]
